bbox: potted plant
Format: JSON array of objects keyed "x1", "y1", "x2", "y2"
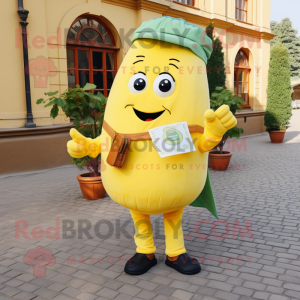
[
  {"x1": 209, "y1": 87, "x2": 244, "y2": 171},
  {"x1": 37, "y1": 83, "x2": 107, "y2": 200},
  {"x1": 264, "y1": 43, "x2": 292, "y2": 143}
]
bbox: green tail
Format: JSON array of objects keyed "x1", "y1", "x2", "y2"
[{"x1": 189, "y1": 169, "x2": 218, "y2": 219}]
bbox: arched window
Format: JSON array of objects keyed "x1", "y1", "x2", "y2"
[
  {"x1": 234, "y1": 49, "x2": 251, "y2": 108},
  {"x1": 67, "y1": 16, "x2": 118, "y2": 97}
]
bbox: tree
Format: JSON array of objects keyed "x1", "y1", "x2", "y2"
[
  {"x1": 270, "y1": 21, "x2": 280, "y2": 47},
  {"x1": 264, "y1": 43, "x2": 292, "y2": 132},
  {"x1": 271, "y1": 18, "x2": 300, "y2": 77},
  {"x1": 205, "y1": 23, "x2": 226, "y2": 97}
]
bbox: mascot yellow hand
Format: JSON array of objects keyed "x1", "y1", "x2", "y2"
[
  {"x1": 199, "y1": 104, "x2": 237, "y2": 152},
  {"x1": 67, "y1": 128, "x2": 101, "y2": 158}
]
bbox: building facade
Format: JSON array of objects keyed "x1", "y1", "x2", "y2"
[{"x1": 0, "y1": 0, "x2": 274, "y2": 174}]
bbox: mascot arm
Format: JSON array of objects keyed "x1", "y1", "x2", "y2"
[
  {"x1": 67, "y1": 128, "x2": 101, "y2": 159},
  {"x1": 198, "y1": 105, "x2": 237, "y2": 153}
]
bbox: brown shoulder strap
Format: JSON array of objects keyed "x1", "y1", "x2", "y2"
[
  {"x1": 102, "y1": 120, "x2": 204, "y2": 141},
  {"x1": 102, "y1": 120, "x2": 117, "y2": 139}
]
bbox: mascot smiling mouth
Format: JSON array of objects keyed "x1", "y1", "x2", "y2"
[{"x1": 133, "y1": 108, "x2": 165, "y2": 122}]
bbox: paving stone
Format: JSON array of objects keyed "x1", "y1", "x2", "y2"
[
  {"x1": 191, "y1": 295, "x2": 204, "y2": 300},
  {"x1": 48, "y1": 282, "x2": 67, "y2": 292},
  {"x1": 34, "y1": 296, "x2": 48, "y2": 300},
  {"x1": 62, "y1": 286, "x2": 81, "y2": 297},
  {"x1": 33, "y1": 287, "x2": 59, "y2": 299},
  {"x1": 30, "y1": 278, "x2": 53, "y2": 288},
  {"x1": 283, "y1": 290, "x2": 300, "y2": 299},
  {"x1": 232, "y1": 286, "x2": 254, "y2": 296},
  {"x1": 51, "y1": 274, "x2": 73, "y2": 284},
  {"x1": 103, "y1": 279, "x2": 124, "y2": 290},
  {"x1": 269, "y1": 295, "x2": 289, "y2": 300},
  {"x1": 171, "y1": 289, "x2": 193, "y2": 300},
  {"x1": 170, "y1": 280, "x2": 189, "y2": 290},
  {"x1": 96, "y1": 287, "x2": 119, "y2": 299},
  {"x1": 152, "y1": 296, "x2": 171, "y2": 300},
  {"x1": 283, "y1": 283, "x2": 300, "y2": 292},
  {"x1": 262, "y1": 266, "x2": 285, "y2": 275},
  {"x1": 114, "y1": 293, "x2": 133, "y2": 300},
  {"x1": 52, "y1": 295, "x2": 74, "y2": 300},
  {"x1": 136, "y1": 280, "x2": 158, "y2": 291},
  {"x1": 72, "y1": 270, "x2": 91, "y2": 279},
  {"x1": 102, "y1": 269, "x2": 119, "y2": 279},
  {"x1": 188, "y1": 284, "x2": 201, "y2": 293},
  {"x1": 262, "y1": 277, "x2": 283, "y2": 287},
  {"x1": 77, "y1": 292, "x2": 97, "y2": 300},
  {"x1": 118, "y1": 284, "x2": 142, "y2": 297},
  {"x1": 206, "y1": 280, "x2": 233, "y2": 292},
  {"x1": 151, "y1": 276, "x2": 172, "y2": 286},
  {"x1": 3, "y1": 279, "x2": 23, "y2": 287},
  {"x1": 0, "y1": 286, "x2": 22, "y2": 297},
  {"x1": 117, "y1": 275, "x2": 139, "y2": 285},
  {"x1": 80, "y1": 282, "x2": 102, "y2": 294},
  {"x1": 213, "y1": 291, "x2": 239, "y2": 300},
  {"x1": 85, "y1": 275, "x2": 107, "y2": 286},
  {"x1": 4, "y1": 270, "x2": 23, "y2": 278},
  {"x1": 65, "y1": 278, "x2": 86, "y2": 289},
  {"x1": 266, "y1": 286, "x2": 284, "y2": 295},
  {"x1": 252, "y1": 291, "x2": 270, "y2": 300},
  {"x1": 154, "y1": 285, "x2": 175, "y2": 296},
  {"x1": 13, "y1": 291, "x2": 38, "y2": 300},
  {"x1": 18, "y1": 282, "x2": 39, "y2": 293},
  {"x1": 136, "y1": 290, "x2": 156, "y2": 300},
  {"x1": 242, "y1": 281, "x2": 266, "y2": 291},
  {"x1": 206, "y1": 273, "x2": 228, "y2": 282}
]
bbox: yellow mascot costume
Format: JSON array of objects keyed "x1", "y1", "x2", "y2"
[{"x1": 67, "y1": 17, "x2": 237, "y2": 275}]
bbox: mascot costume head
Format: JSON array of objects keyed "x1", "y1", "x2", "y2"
[{"x1": 68, "y1": 17, "x2": 237, "y2": 275}]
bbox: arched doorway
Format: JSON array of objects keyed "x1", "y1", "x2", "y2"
[
  {"x1": 234, "y1": 49, "x2": 251, "y2": 109},
  {"x1": 66, "y1": 16, "x2": 119, "y2": 97}
]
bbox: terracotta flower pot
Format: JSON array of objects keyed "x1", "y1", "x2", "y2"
[
  {"x1": 77, "y1": 173, "x2": 106, "y2": 200},
  {"x1": 209, "y1": 151, "x2": 233, "y2": 171},
  {"x1": 269, "y1": 130, "x2": 286, "y2": 143}
]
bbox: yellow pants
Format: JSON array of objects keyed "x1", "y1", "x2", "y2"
[{"x1": 130, "y1": 208, "x2": 186, "y2": 257}]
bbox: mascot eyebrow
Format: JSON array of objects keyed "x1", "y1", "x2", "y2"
[
  {"x1": 159, "y1": 72, "x2": 175, "y2": 82},
  {"x1": 169, "y1": 58, "x2": 180, "y2": 69},
  {"x1": 133, "y1": 55, "x2": 145, "y2": 64}
]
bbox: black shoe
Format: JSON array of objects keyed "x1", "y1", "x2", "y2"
[
  {"x1": 124, "y1": 253, "x2": 157, "y2": 275},
  {"x1": 165, "y1": 253, "x2": 201, "y2": 275}
]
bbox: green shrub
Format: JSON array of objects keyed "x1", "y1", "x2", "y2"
[
  {"x1": 210, "y1": 87, "x2": 244, "y2": 153},
  {"x1": 37, "y1": 83, "x2": 107, "y2": 176},
  {"x1": 264, "y1": 43, "x2": 292, "y2": 131},
  {"x1": 206, "y1": 23, "x2": 227, "y2": 97}
]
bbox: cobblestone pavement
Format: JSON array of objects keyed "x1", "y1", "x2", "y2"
[{"x1": 0, "y1": 110, "x2": 299, "y2": 300}]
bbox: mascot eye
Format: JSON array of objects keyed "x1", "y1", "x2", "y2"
[
  {"x1": 128, "y1": 73, "x2": 148, "y2": 94},
  {"x1": 43, "y1": 67, "x2": 47, "y2": 70},
  {"x1": 153, "y1": 73, "x2": 175, "y2": 97}
]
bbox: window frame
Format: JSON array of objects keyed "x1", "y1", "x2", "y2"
[
  {"x1": 235, "y1": 0, "x2": 247, "y2": 22},
  {"x1": 234, "y1": 69, "x2": 250, "y2": 108},
  {"x1": 173, "y1": 0, "x2": 195, "y2": 7},
  {"x1": 234, "y1": 49, "x2": 251, "y2": 109},
  {"x1": 67, "y1": 46, "x2": 117, "y2": 97},
  {"x1": 67, "y1": 16, "x2": 119, "y2": 49},
  {"x1": 66, "y1": 16, "x2": 119, "y2": 97}
]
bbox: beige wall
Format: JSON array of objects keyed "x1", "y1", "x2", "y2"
[
  {"x1": 1, "y1": 0, "x2": 272, "y2": 129},
  {"x1": 0, "y1": 132, "x2": 72, "y2": 175},
  {"x1": 1, "y1": 1, "x2": 28, "y2": 129}
]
